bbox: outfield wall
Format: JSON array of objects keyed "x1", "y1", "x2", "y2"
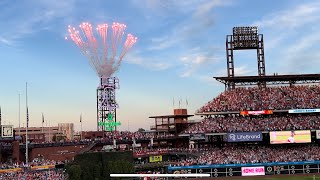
[{"x1": 168, "y1": 161, "x2": 320, "y2": 178}]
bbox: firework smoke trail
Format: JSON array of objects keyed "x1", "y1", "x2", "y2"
[{"x1": 66, "y1": 22, "x2": 137, "y2": 78}]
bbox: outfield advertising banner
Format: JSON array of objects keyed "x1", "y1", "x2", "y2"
[
  {"x1": 288, "y1": 109, "x2": 320, "y2": 113},
  {"x1": 149, "y1": 155, "x2": 162, "y2": 163},
  {"x1": 241, "y1": 166, "x2": 265, "y2": 176},
  {"x1": 31, "y1": 165, "x2": 55, "y2": 170},
  {"x1": 227, "y1": 132, "x2": 262, "y2": 142},
  {"x1": 168, "y1": 161, "x2": 320, "y2": 177},
  {"x1": 316, "y1": 130, "x2": 320, "y2": 139},
  {"x1": 240, "y1": 110, "x2": 273, "y2": 115},
  {"x1": 269, "y1": 130, "x2": 311, "y2": 144},
  {"x1": 189, "y1": 134, "x2": 206, "y2": 140},
  {"x1": 0, "y1": 168, "x2": 22, "y2": 174}
]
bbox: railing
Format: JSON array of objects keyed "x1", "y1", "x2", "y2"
[{"x1": 78, "y1": 143, "x2": 96, "y2": 154}]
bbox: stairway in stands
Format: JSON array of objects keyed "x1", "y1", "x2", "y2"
[{"x1": 78, "y1": 142, "x2": 96, "y2": 154}]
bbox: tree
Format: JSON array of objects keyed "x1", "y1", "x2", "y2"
[
  {"x1": 66, "y1": 165, "x2": 81, "y2": 180},
  {"x1": 138, "y1": 128, "x2": 145, "y2": 132}
]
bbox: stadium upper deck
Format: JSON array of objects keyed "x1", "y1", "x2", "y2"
[{"x1": 197, "y1": 85, "x2": 320, "y2": 113}]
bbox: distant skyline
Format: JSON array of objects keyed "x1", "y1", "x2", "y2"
[{"x1": 1, "y1": 0, "x2": 320, "y2": 131}]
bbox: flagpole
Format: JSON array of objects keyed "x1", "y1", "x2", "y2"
[
  {"x1": 173, "y1": 97, "x2": 175, "y2": 109},
  {"x1": 186, "y1": 97, "x2": 188, "y2": 109},
  {"x1": 49, "y1": 119, "x2": 51, "y2": 142},
  {"x1": 25, "y1": 82, "x2": 29, "y2": 165},
  {"x1": 80, "y1": 113, "x2": 82, "y2": 140},
  {"x1": 42, "y1": 113, "x2": 44, "y2": 133},
  {"x1": 127, "y1": 119, "x2": 129, "y2": 131},
  {"x1": 19, "y1": 93, "x2": 21, "y2": 135}
]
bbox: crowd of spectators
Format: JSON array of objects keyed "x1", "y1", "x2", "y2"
[
  {"x1": 183, "y1": 114, "x2": 320, "y2": 134},
  {"x1": 198, "y1": 85, "x2": 320, "y2": 112},
  {"x1": 0, "y1": 158, "x2": 66, "y2": 179},
  {"x1": 174, "y1": 145, "x2": 320, "y2": 166},
  {"x1": 28, "y1": 131, "x2": 175, "y2": 147},
  {"x1": 101, "y1": 131, "x2": 175, "y2": 142},
  {"x1": 0, "y1": 169, "x2": 66, "y2": 180},
  {"x1": 134, "y1": 147, "x2": 204, "y2": 155},
  {"x1": 0, "y1": 159, "x2": 62, "y2": 170}
]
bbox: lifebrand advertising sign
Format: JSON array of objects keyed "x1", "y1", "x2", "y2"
[{"x1": 227, "y1": 132, "x2": 262, "y2": 142}]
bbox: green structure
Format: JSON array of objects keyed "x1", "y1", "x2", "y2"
[{"x1": 98, "y1": 113, "x2": 121, "y2": 131}]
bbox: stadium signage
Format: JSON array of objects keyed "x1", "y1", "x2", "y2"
[
  {"x1": 149, "y1": 155, "x2": 162, "y2": 163},
  {"x1": 288, "y1": 109, "x2": 320, "y2": 113},
  {"x1": 240, "y1": 110, "x2": 273, "y2": 115},
  {"x1": 189, "y1": 134, "x2": 205, "y2": 140},
  {"x1": 97, "y1": 113, "x2": 121, "y2": 131},
  {"x1": 134, "y1": 149, "x2": 169, "y2": 157},
  {"x1": 227, "y1": 132, "x2": 262, "y2": 142},
  {"x1": 102, "y1": 145, "x2": 114, "y2": 151},
  {"x1": 168, "y1": 160, "x2": 320, "y2": 170},
  {"x1": 241, "y1": 166, "x2": 265, "y2": 176},
  {"x1": 269, "y1": 130, "x2": 311, "y2": 144},
  {"x1": 316, "y1": 130, "x2": 320, "y2": 139},
  {"x1": 31, "y1": 165, "x2": 55, "y2": 170},
  {"x1": 0, "y1": 168, "x2": 22, "y2": 174}
]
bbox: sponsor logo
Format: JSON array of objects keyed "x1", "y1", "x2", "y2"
[
  {"x1": 288, "y1": 109, "x2": 320, "y2": 113},
  {"x1": 227, "y1": 132, "x2": 262, "y2": 142},
  {"x1": 316, "y1": 130, "x2": 320, "y2": 139},
  {"x1": 240, "y1": 110, "x2": 273, "y2": 115},
  {"x1": 229, "y1": 134, "x2": 236, "y2": 141},
  {"x1": 242, "y1": 167, "x2": 265, "y2": 176}
]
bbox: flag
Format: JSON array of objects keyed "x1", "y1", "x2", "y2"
[
  {"x1": 26, "y1": 107, "x2": 29, "y2": 128},
  {"x1": 113, "y1": 139, "x2": 116, "y2": 148},
  {"x1": 186, "y1": 98, "x2": 188, "y2": 106},
  {"x1": 80, "y1": 114, "x2": 82, "y2": 123},
  {"x1": 42, "y1": 113, "x2": 45, "y2": 124},
  {"x1": 178, "y1": 99, "x2": 181, "y2": 108},
  {"x1": 133, "y1": 138, "x2": 136, "y2": 146}
]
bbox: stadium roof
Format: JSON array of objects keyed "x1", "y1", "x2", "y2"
[
  {"x1": 214, "y1": 74, "x2": 320, "y2": 86},
  {"x1": 149, "y1": 114, "x2": 194, "y2": 118}
]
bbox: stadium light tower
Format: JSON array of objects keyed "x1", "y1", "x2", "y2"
[
  {"x1": 226, "y1": 26, "x2": 265, "y2": 89},
  {"x1": 66, "y1": 22, "x2": 137, "y2": 131}
]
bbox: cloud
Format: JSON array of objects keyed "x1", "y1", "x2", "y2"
[
  {"x1": 0, "y1": 0, "x2": 76, "y2": 46},
  {"x1": 253, "y1": 2, "x2": 320, "y2": 30},
  {"x1": 179, "y1": 47, "x2": 223, "y2": 77},
  {"x1": 286, "y1": 33, "x2": 320, "y2": 55},
  {"x1": 0, "y1": 37, "x2": 14, "y2": 46},
  {"x1": 146, "y1": 0, "x2": 232, "y2": 51},
  {"x1": 250, "y1": 1, "x2": 320, "y2": 74},
  {"x1": 125, "y1": 53, "x2": 171, "y2": 71},
  {"x1": 193, "y1": 0, "x2": 226, "y2": 18},
  {"x1": 148, "y1": 36, "x2": 180, "y2": 50},
  {"x1": 234, "y1": 66, "x2": 254, "y2": 76},
  {"x1": 252, "y1": 1, "x2": 320, "y2": 50}
]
